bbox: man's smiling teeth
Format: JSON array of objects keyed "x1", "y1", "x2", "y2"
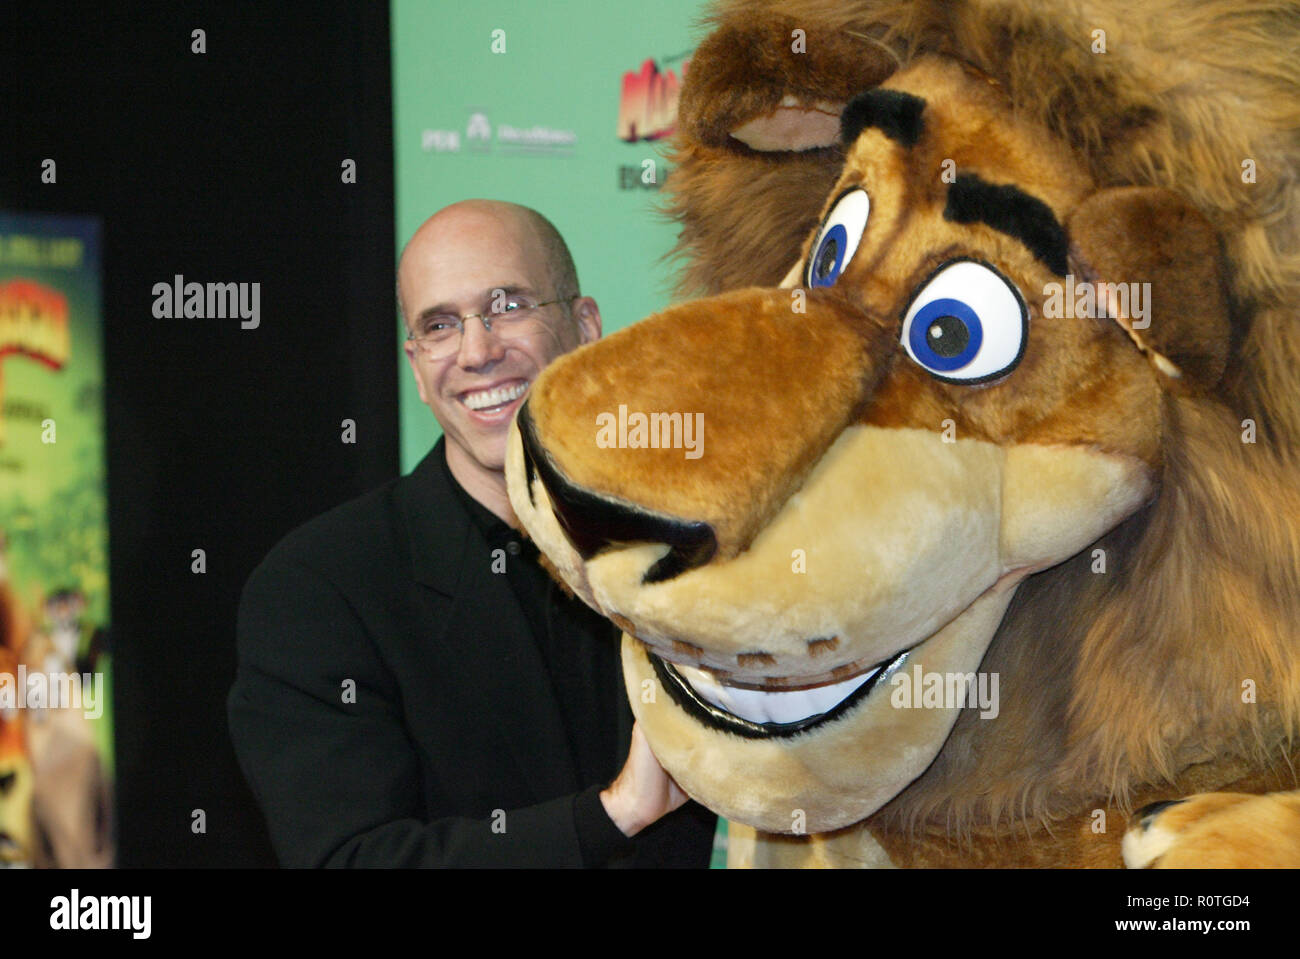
[
  {"x1": 463, "y1": 381, "x2": 528, "y2": 411},
  {"x1": 674, "y1": 663, "x2": 881, "y2": 725}
]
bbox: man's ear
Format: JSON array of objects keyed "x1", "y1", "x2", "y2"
[
  {"x1": 571, "y1": 296, "x2": 602, "y2": 344},
  {"x1": 1067, "y1": 186, "x2": 1231, "y2": 391},
  {"x1": 403, "y1": 341, "x2": 431, "y2": 405}
]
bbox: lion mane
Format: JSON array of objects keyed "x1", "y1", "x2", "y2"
[{"x1": 662, "y1": 0, "x2": 1300, "y2": 840}]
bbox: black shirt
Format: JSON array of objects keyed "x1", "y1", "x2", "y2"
[
  {"x1": 440, "y1": 454, "x2": 717, "y2": 867},
  {"x1": 441, "y1": 452, "x2": 622, "y2": 787},
  {"x1": 229, "y1": 439, "x2": 716, "y2": 867}
]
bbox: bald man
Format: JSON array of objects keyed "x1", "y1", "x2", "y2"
[{"x1": 229, "y1": 200, "x2": 716, "y2": 867}]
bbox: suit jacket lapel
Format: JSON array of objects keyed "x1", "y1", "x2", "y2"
[{"x1": 398, "y1": 440, "x2": 580, "y2": 802}]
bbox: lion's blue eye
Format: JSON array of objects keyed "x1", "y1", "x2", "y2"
[
  {"x1": 908, "y1": 298, "x2": 982, "y2": 371},
  {"x1": 806, "y1": 188, "x2": 870, "y2": 288},
  {"x1": 900, "y1": 261, "x2": 1027, "y2": 383},
  {"x1": 810, "y1": 224, "x2": 847, "y2": 287}
]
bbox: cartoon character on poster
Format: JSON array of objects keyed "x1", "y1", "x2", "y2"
[{"x1": 0, "y1": 213, "x2": 114, "y2": 868}]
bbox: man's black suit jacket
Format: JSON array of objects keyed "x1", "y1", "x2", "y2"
[{"x1": 228, "y1": 440, "x2": 715, "y2": 867}]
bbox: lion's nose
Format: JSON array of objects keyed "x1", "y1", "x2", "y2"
[{"x1": 518, "y1": 401, "x2": 717, "y2": 584}]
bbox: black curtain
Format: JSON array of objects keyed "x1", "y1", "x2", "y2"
[{"x1": 1, "y1": 2, "x2": 399, "y2": 866}]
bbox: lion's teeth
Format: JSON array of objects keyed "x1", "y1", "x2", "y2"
[{"x1": 674, "y1": 664, "x2": 879, "y2": 725}]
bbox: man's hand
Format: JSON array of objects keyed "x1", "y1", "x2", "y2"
[{"x1": 600, "y1": 721, "x2": 690, "y2": 837}]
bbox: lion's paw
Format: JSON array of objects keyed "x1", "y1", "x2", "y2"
[{"x1": 1122, "y1": 791, "x2": 1300, "y2": 868}]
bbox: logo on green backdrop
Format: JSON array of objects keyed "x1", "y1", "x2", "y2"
[{"x1": 422, "y1": 108, "x2": 577, "y2": 157}]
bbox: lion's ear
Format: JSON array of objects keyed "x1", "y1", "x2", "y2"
[
  {"x1": 679, "y1": 16, "x2": 896, "y2": 151},
  {"x1": 1066, "y1": 186, "x2": 1231, "y2": 391}
]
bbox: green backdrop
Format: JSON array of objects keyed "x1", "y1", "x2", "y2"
[{"x1": 392, "y1": 0, "x2": 707, "y2": 470}]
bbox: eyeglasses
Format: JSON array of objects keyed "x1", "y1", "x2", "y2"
[{"x1": 407, "y1": 292, "x2": 575, "y2": 359}]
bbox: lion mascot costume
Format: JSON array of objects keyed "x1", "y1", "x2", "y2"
[{"x1": 506, "y1": 0, "x2": 1300, "y2": 867}]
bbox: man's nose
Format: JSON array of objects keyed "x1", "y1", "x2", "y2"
[{"x1": 456, "y1": 315, "x2": 505, "y2": 368}]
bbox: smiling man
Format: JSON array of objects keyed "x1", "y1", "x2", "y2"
[
  {"x1": 228, "y1": 199, "x2": 716, "y2": 867},
  {"x1": 398, "y1": 201, "x2": 599, "y2": 523}
]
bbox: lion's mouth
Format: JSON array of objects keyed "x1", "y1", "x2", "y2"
[{"x1": 652, "y1": 647, "x2": 909, "y2": 739}]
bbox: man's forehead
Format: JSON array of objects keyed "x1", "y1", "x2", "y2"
[
  {"x1": 401, "y1": 214, "x2": 547, "y2": 298},
  {"x1": 407, "y1": 209, "x2": 544, "y2": 270}
]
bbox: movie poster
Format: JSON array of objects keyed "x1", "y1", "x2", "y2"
[{"x1": 0, "y1": 212, "x2": 113, "y2": 868}]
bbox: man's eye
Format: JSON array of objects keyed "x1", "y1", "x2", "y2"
[
  {"x1": 495, "y1": 296, "x2": 532, "y2": 315},
  {"x1": 424, "y1": 318, "x2": 458, "y2": 335}
]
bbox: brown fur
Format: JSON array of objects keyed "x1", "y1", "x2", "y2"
[
  {"x1": 880, "y1": 393, "x2": 1300, "y2": 838},
  {"x1": 507, "y1": 0, "x2": 1300, "y2": 864},
  {"x1": 657, "y1": 0, "x2": 1300, "y2": 845},
  {"x1": 668, "y1": 0, "x2": 1300, "y2": 431},
  {"x1": 528, "y1": 288, "x2": 891, "y2": 556},
  {"x1": 670, "y1": 0, "x2": 1300, "y2": 297},
  {"x1": 1129, "y1": 789, "x2": 1300, "y2": 868}
]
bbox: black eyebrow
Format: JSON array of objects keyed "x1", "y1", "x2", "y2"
[
  {"x1": 841, "y1": 89, "x2": 927, "y2": 149},
  {"x1": 944, "y1": 173, "x2": 1068, "y2": 276}
]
